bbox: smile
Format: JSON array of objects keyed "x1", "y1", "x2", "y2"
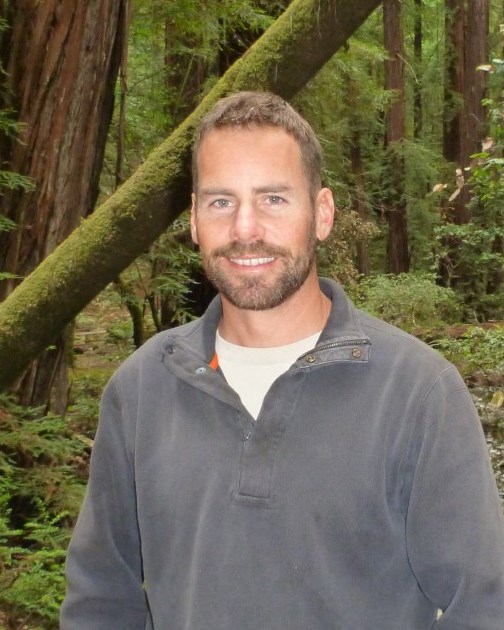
[{"x1": 229, "y1": 257, "x2": 275, "y2": 266}]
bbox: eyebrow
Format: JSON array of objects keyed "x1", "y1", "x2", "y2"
[
  {"x1": 253, "y1": 185, "x2": 293, "y2": 195},
  {"x1": 199, "y1": 188, "x2": 235, "y2": 197},
  {"x1": 198, "y1": 184, "x2": 294, "y2": 197}
]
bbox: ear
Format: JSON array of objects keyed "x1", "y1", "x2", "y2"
[
  {"x1": 315, "y1": 188, "x2": 335, "y2": 241},
  {"x1": 190, "y1": 193, "x2": 199, "y2": 244}
]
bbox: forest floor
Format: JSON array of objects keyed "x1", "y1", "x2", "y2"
[{"x1": 73, "y1": 287, "x2": 135, "y2": 381}]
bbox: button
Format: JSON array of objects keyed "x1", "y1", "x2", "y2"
[
  {"x1": 305, "y1": 355, "x2": 316, "y2": 363},
  {"x1": 352, "y1": 347, "x2": 362, "y2": 359},
  {"x1": 195, "y1": 366, "x2": 207, "y2": 375}
]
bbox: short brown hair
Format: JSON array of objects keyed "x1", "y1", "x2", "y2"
[{"x1": 192, "y1": 91, "x2": 323, "y2": 202}]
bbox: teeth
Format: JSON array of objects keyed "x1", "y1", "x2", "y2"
[{"x1": 230, "y1": 257, "x2": 275, "y2": 266}]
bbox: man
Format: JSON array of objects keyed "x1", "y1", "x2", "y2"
[{"x1": 61, "y1": 91, "x2": 504, "y2": 629}]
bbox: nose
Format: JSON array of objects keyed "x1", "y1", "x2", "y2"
[{"x1": 229, "y1": 202, "x2": 265, "y2": 243}]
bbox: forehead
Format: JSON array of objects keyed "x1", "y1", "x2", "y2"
[{"x1": 195, "y1": 125, "x2": 304, "y2": 180}]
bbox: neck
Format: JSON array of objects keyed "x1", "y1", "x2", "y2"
[{"x1": 218, "y1": 272, "x2": 330, "y2": 347}]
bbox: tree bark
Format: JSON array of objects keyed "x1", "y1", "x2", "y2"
[
  {"x1": 0, "y1": 0, "x2": 127, "y2": 411},
  {"x1": 115, "y1": 0, "x2": 131, "y2": 189},
  {"x1": 443, "y1": 0, "x2": 488, "y2": 224},
  {"x1": 383, "y1": 0, "x2": 409, "y2": 273},
  {"x1": 461, "y1": 0, "x2": 488, "y2": 167},
  {"x1": 440, "y1": 0, "x2": 489, "y2": 287},
  {"x1": 413, "y1": 0, "x2": 423, "y2": 139},
  {"x1": 443, "y1": 0, "x2": 465, "y2": 165},
  {"x1": 0, "y1": 0, "x2": 383, "y2": 391}
]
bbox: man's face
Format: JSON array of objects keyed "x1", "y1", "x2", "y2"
[{"x1": 191, "y1": 125, "x2": 333, "y2": 311}]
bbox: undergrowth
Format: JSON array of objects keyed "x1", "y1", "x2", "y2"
[
  {"x1": 433, "y1": 326, "x2": 504, "y2": 384},
  {"x1": 0, "y1": 395, "x2": 87, "y2": 629},
  {"x1": 353, "y1": 272, "x2": 462, "y2": 332}
]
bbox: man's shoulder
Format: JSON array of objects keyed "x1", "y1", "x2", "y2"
[
  {"x1": 357, "y1": 308, "x2": 453, "y2": 372},
  {"x1": 352, "y1": 309, "x2": 473, "y2": 402}
]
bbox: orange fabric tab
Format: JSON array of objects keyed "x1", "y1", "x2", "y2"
[{"x1": 209, "y1": 353, "x2": 219, "y2": 370}]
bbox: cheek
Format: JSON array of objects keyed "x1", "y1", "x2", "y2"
[{"x1": 192, "y1": 222, "x2": 225, "y2": 251}]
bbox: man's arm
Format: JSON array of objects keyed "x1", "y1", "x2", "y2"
[
  {"x1": 60, "y1": 377, "x2": 149, "y2": 629},
  {"x1": 406, "y1": 367, "x2": 504, "y2": 628}
]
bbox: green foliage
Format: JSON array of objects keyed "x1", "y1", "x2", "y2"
[
  {"x1": 0, "y1": 395, "x2": 87, "y2": 627},
  {"x1": 101, "y1": 0, "x2": 280, "y2": 195},
  {"x1": 113, "y1": 215, "x2": 202, "y2": 338},
  {"x1": 353, "y1": 272, "x2": 462, "y2": 332},
  {"x1": 0, "y1": 16, "x2": 35, "y2": 282},
  {"x1": 66, "y1": 369, "x2": 108, "y2": 439},
  {"x1": 149, "y1": 215, "x2": 202, "y2": 327},
  {"x1": 469, "y1": 60, "x2": 504, "y2": 222},
  {"x1": 0, "y1": 505, "x2": 68, "y2": 629},
  {"x1": 434, "y1": 221, "x2": 504, "y2": 318},
  {"x1": 0, "y1": 213, "x2": 16, "y2": 233},
  {"x1": 0, "y1": 169, "x2": 34, "y2": 196},
  {"x1": 317, "y1": 210, "x2": 378, "y2": 289},
  {"x1": 0, "y1": 123, "x2": 33, "y2": 254},
  {"x1": 0, "y1": 19, "x2": 35, "y2": 200},
  {"x1": 433, "y1": 51, "x2": 504, "y2": 320},
  {"x1": 106, "y1": 320, "x2": 135, "y2": 344},
  {"x1": 297, "y1": 32, "x2": 393, "y2": 196},
  {"x1": 434, "y1": 326, "x2": 504, "y2": 381}
]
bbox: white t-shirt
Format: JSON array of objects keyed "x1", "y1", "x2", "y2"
[{"x1": 215, "y1": 330, "x2": 321, "y2": 420}]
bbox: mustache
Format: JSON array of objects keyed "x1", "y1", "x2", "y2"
[{"x1": 211, "y1": 241, "x2": 290, "y2": 258}]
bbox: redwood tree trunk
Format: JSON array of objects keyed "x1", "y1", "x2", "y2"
[
  {"x1": 383, "y1": 0, "x2": 409, "y2": 273},
  {"x1": 441, "y1": 0, "x2": 489, "y2": 287},
  {"x1": 0, "y1": 0, "x2": 127, "y2": 411},
  {"x1": 461, "y1": 0, "x2": 488, "y2": 167},
  {"x1": 413, "y1": 0, "x2": 423, "y2": 139},
  {"x1": 443, "y1": 0, "x2": 464, "y2": 165},
  {"x1": 443, "y1": 0, "x2": 488, "y2": 224},
  {"x1": 115, "y1": 0, "x2": 131, "y2": 189}
]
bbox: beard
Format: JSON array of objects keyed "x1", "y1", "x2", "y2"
[{"x1": 201, "y1": 224, "x2": 318, "y2": 311}]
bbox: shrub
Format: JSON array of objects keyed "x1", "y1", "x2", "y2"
[
  {"x1": 0, "y1": 395, "x2": 87, "y2": 627},
  {"x1": 353, "y1": 273, "x2": 462, "y2": 332},
  {"x1": 433, "y1": 326, "x2": 504, "y2": 382}
]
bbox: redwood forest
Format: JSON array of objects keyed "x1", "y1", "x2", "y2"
[{"x1": 0, "y1": 0, "x2": 503, "y2": 627}]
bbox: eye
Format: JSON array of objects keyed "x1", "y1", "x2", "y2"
[
  {"x1": 210, "y1": 198, "x2": 232, "y2": 209},
  {"x1": 266, "y1": 195, "x2": 285, "y2": 205}
]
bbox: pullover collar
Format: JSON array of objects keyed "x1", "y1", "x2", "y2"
[{"x1": 162, "y1": 278, "x2": 371, "y2": 372}]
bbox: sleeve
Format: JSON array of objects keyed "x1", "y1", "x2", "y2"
[
  {"x1": 405, "y1": 367, "x2": 504, "y2": 629},
  {"x1": 60, "y1": 376, "x2": 150, "y2": 629}
]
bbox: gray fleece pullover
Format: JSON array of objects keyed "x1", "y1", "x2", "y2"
[{"x1": 61, "y1": 279, "x2": 504, "y2": 629}]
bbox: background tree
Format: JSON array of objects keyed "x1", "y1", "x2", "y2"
[
  {"x1": 413, "y1": 0, "x2": 423, "y2": 139},
  {"x1": 383, "y1": 0, "x2": 409, "y2": 273},
  {"x1": 443, "y1": 0, "x2": 489, "y2": 224},
  {"x1": 439, "y1": 0, "x2": 492, "y2": 301},
  {"x1": 0, "y1": 0, "x2": 128, "y2": 412}
]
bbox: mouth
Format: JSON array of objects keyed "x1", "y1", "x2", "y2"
[{"x1": 229, "y1": 257, "x2": 276, "y2": 267}]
